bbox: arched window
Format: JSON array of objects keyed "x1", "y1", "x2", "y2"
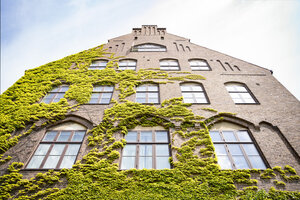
[
  {"x1": 121, "y1": 128, "x2": 171, "y2": 169},
  {"x1": 225, "y1": 83, "x2": 258, "y2": 104},
  {"x1": 136, "y1": 83, "x2": 159, "y2": 104},
  {"x1": 132, "y1": 43, "x2": 166, "y2": 52},
  {"x1": 88, "y1": 60, "x2": 108, "y2": 70},
  {"x1": 160, "y1": 59, "x2": 180, "y2": 71},
  {"x1": 119, "y1": 59, "x2": 137, "y2": 70},
  {"x1": 41, "y1": 85, "x2": 69, "y2": 103},
  {"x1": 180, "y1": 83, "x2": 209, "y2": 104},
  {"x1": 209, "y1": 122, "x2": 266, "y2": 169},
  {"x1": 88, "y1": 85, "x2": 114, "y2": 104},
  {"x1": 26, "y1": 122, "x2": 86, "y2": 169},
  {"x1": 189, "y1": 59, "x2": 211, "y2": 71}
]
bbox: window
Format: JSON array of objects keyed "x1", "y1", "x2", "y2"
[
  {"x1": 121, "y1": 130, "x2": 171, "y2": 169},
  {"x1": 88, "y1": 85, "x2": 114, "y2": 104},
  {"x1": 136, "y1": 83, "x2": 159, "y2": 104},
  {"x1": 225, "y1": 83, "x2": 257, "y2": 104},
  {"x1": 41, "y1": 85, "x2": 69, "y2": 103},
  {"x1": 132, "y1": 43, "x2": 166, "y2": 52},
  {"x1": 88, "y1": 60, "x2": 107, "y2": 70},
  {"x1": 160, "y1": 59, "x2": 180, "y2": 71},
  {"x1": 119, "y1": 59, "x2": 136, "y2": 70},
  {"x1": 180, "y1": 83, "x2": 209, "y2": 104},
  {"x1": 189, "y1": 59, "x2": 211, "y2": 71},
  {"x1": 26, "y1": 123, "x2": 86, "y2": 169},
  {"x1": 209, "y1": 130, "x2": 266, "y2": 169}
]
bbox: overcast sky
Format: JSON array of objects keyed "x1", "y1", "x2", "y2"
[{"x1": 1, "y1": 0, "x2": 300, "y2": 100}]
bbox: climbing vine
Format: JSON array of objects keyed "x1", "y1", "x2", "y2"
[{"x1": 0, "y1": 45, "x2": 299, "y2": 199}]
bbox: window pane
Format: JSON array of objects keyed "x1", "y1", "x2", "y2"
[
  {"x1": 50, "y1": 144, "x2": 65, "y2": 155},
  {"x1": 196, "y1": 97, "x2": 208, "y2": 104},
  {"x1": 209, "y1": 131, "x2": 222, "y2": 142},
  {"x1": 43, "y1": 131, "x2": 57, "y2": 141},
  {"x1": 222, "y1": 131, "x2": 237, "y2": 142},
  {"x1": 121, "y1": 157, "x2": 135, "y2": 169},
  {"x1": 148, "y1": 93, "x2": 158, "y2": 98},
  {"x1": 243, "y1": 144, "x2": 259, "y2": 155},
  {"x1": 60, "y1": 156, "x2": 76, "y2": 169},
  {"x1": 65, "y1": 144, "x2": 80, "y2": 155},
  {"x1": 156, "y1": 157, "x2": 170, "y2": 169},
  {"x1": 136, "y1": 93, "x2": 146, "y2": 98},
  {"x1": 248, "y1": 155, "x2": 266, "y2": 169},
  {"x1": 89, "y1": 98, "x2": 99, "y2": 104},
  {"x1": 148, "y1": 86, "x2": 158, "y2": 91},
  {"x1": 139, "y1": 145, "x2": 152, "y2": 156},
  {"x1": 125, "y1": 132, "x2": 137, "y2": 142},
  {"x1": 43, "y1": 156, "x2": 60, "y2": 168},
  {"x1": 181, "y1": 86, "x2": 191, "y2": 91},
  {"x1": 27, "y1": 156, "x2": 44, "y2": 168},
  {"x1": 93, "y1": 86, "x2": 103, "y2": 92},
  {"x1": 156, "y1": 145, "x2": 169, "y2": 156},
  {"x1": 182, "y1": 93, "x2": 193, "y2": 98},
  {"x1": 217, "y1": 155, "x2": 232, "y2": 169},
  {"x1": 123, "y1": 145, "x2": 136, "y2": 156},
  {"x1": 104, "y1": 86, "x2": 114, "y2": 92},
  {"x1": 183, "y1": 98, "x2": 195, "y2": 103},
  {"x1": 191, "y1": 86, "x2": 203, "y2": 91},
  {"x1": 60, "y1": 86, "x2": 69, "y2": 92},
  {"x1": 137, "y1": 86, "x2": 146, "y2": 91},
  {"x1": 35, "y1": 144, "x2": 51, "y2": 155},
  {"x1": 237, "y1": 131, "x2": 251, "y2": 142},
  {"x1": 136, "y1": 98, "x2": 146, "y2": 103},
  {"x1": 148, "y1": 98, "x2": 159, "y2": 103},
  {"x1": 140, "y1": 132, "x2": 153, "y2": 142},
  {"x1": 139, "y1": 157, "x2": 152, "y2": 169},
  {"x1": 100, "y1": 98, "x2": 110, "y2": 104},
  {"x1": 72, "y1": 131, "x2": 85, "y2": 142},
  {"x1": 214, "y1": 144, "x2": 227, "y2": 155},
  {"x1": 57, "y1": 131, "x2": 72, "y2": 141},
  {"x1": 232, "y1": 156, "x2": 249, "y2": 169},
  {"x1": 227, "y1": 144, "x2": 243, "y2": 155},
  {"x1": 155, "y1": 131, "x2": 168, "y2": 142}
]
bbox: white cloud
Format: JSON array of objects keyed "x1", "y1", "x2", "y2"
[{"x1": 1, "y1": 0, "x2": 300, "y2": 100}]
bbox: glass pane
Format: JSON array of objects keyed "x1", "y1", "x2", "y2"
[
  {"x1": 91, "y1": 93, "x2": 100, "y2": 98},
  {"x1": 49, "y1": 144, "x2": 65, "y2": 155},
  {"x1": 137, "y1": 86, "x2": 146, "y2": 91},
  {"x1": 148, "y1": 98, "x2": 159, "y2": 103},
  {"x1": 183, "y1": 98, "x2": 195, "y2": 103},
  {"x1": 140, "y1": 132, "x2": 153, "y2": 142},
  {"x1": 139, "y1": 145, "x2": 152, "y2": 156},
  {"x1": 122, "y1": 145, "x2": 136, "y2": 156},
  {"x1": 104, "y1": 86, "x2": 114, "y2": 92},
  {"x1": 237, "y1": 131, "x2": 251, "y2": 142},
  {"x1": 72, "y1": 131, "x2": 85, "y2": 142},
  {"x1": 139, "y1": 157, "x2": 152, "y2": 169},
  {"x1": 156, "y1": 157, "x2": 170, "y2": 169},
  {"x1": 156, "y1": 145, "x2": 169, "y2": 156},
  {"x1": 222, "y1": 131, "x2": 237, "y2": 142},
  {"x1": 121, "y1": 157, "x2": 135, "y2": 169},
  {"x1": 235, "y1": 86, "x2": 247, "y2": 92},
  {"x1": 93, "y1": 86, "x2": 103, "y2": 92},
  {"x1": 27, "y1": 156, "x2": 44, "y2": 168},
  {"x1": 136, "y1": 98, "x2": 146, "y2": 103},
  {"x1": 43, "y1": 131, "x2": 57, "y2": 141},
  {"x1": 125, "y1": 132, "x2": 137, "y2": 142},
  {"x1": 196, "y1": 97, "x2": 208, "y2": 104},
  {"x1": 35, "y1": 144, "x2": 51, "y2": 155},
  {"x1": 51, "y1": 87, "x2": 59, "y2": 92},
  {"x1": 214, "y1": 144, "x2": 227, "y2": 155},
  {"x1": 42, "y1": 98, "x2": 52, "y2": 104},
  {"x1": 60, "y1": 156, "x2": 76, "y2": 168},
  {"x1": 102, "y1": 93, "x2": 111, "y2": 99},
  {"x1": 148, "y1": 93, "x2": 158, "y2": 98},
  {"x1": 183, "y1": 93, "x2": 193, "y2": 98},
  {"x1": 43, "y1": 156, "x2": 60, "y2": 168},
  {"x1": 89, "y1": 98, "x2": 99, "y2": 104},
  {"x1": 243, "y1": 144, "x2": 259, "y2": 155},
  {"x1": 60, "y1": 86, "x2": 69, "y2": 92},
  {"x1": 65, "y1": 144, "x2": 80, "y2": 155},
  {"x1": 44, "y1": 93, "x2": 55, "y2": 99},
  {"x1": 181, "y1": 86, "x2": 191, "y2": 91},
  {"x1": 155, "y1": 131, "x2": 168, "y2": 142},
  {"x1": 248, "y1": 155, "x2": 266, "y2": 169},
  {"x1": 148, "y1": 86, "x2": 158, "y2": 91},
  {"x1": 232, "y1": 156, "x2": 249, "y2": 169},
  {"x1": 217, "y1": 155, "x2": 232, "y2": 169},
  {"x1": 209, "y1": 131, "x2": 222, "y2": 142},
  {"x1": 136, "y1": 93, "x2": 146, "y2": 98},
  {"x1": 57, "y1": 131, "x2": 72, "y2": 141},
  {"x1": 100, "y1": 98, "x2": 110, "y2": 104},
  {"x1": 194, "y1": 93, "x2": 204, "y2": 98},
  {"x1": 191, "y1": 86, "x2": 203, "y2": 91},
  {"x1": 227, "y1": 144, "x2": 243, "y2": 155}
]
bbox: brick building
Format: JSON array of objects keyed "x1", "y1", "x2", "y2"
[{"x1": 0, "y1": 25, "x2": 299, "y2": 198}]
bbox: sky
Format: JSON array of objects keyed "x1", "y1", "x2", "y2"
[{"x1": 1, "y1": 0, "x2": 300, "y2": 100}]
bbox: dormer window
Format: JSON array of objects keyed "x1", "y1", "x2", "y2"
[
  {"x1": 88, "y1": 60, "x2": 108, "y2": 70},
  {"x1": 132, "y1": 44, "x2": 166, "y2": 52}
]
